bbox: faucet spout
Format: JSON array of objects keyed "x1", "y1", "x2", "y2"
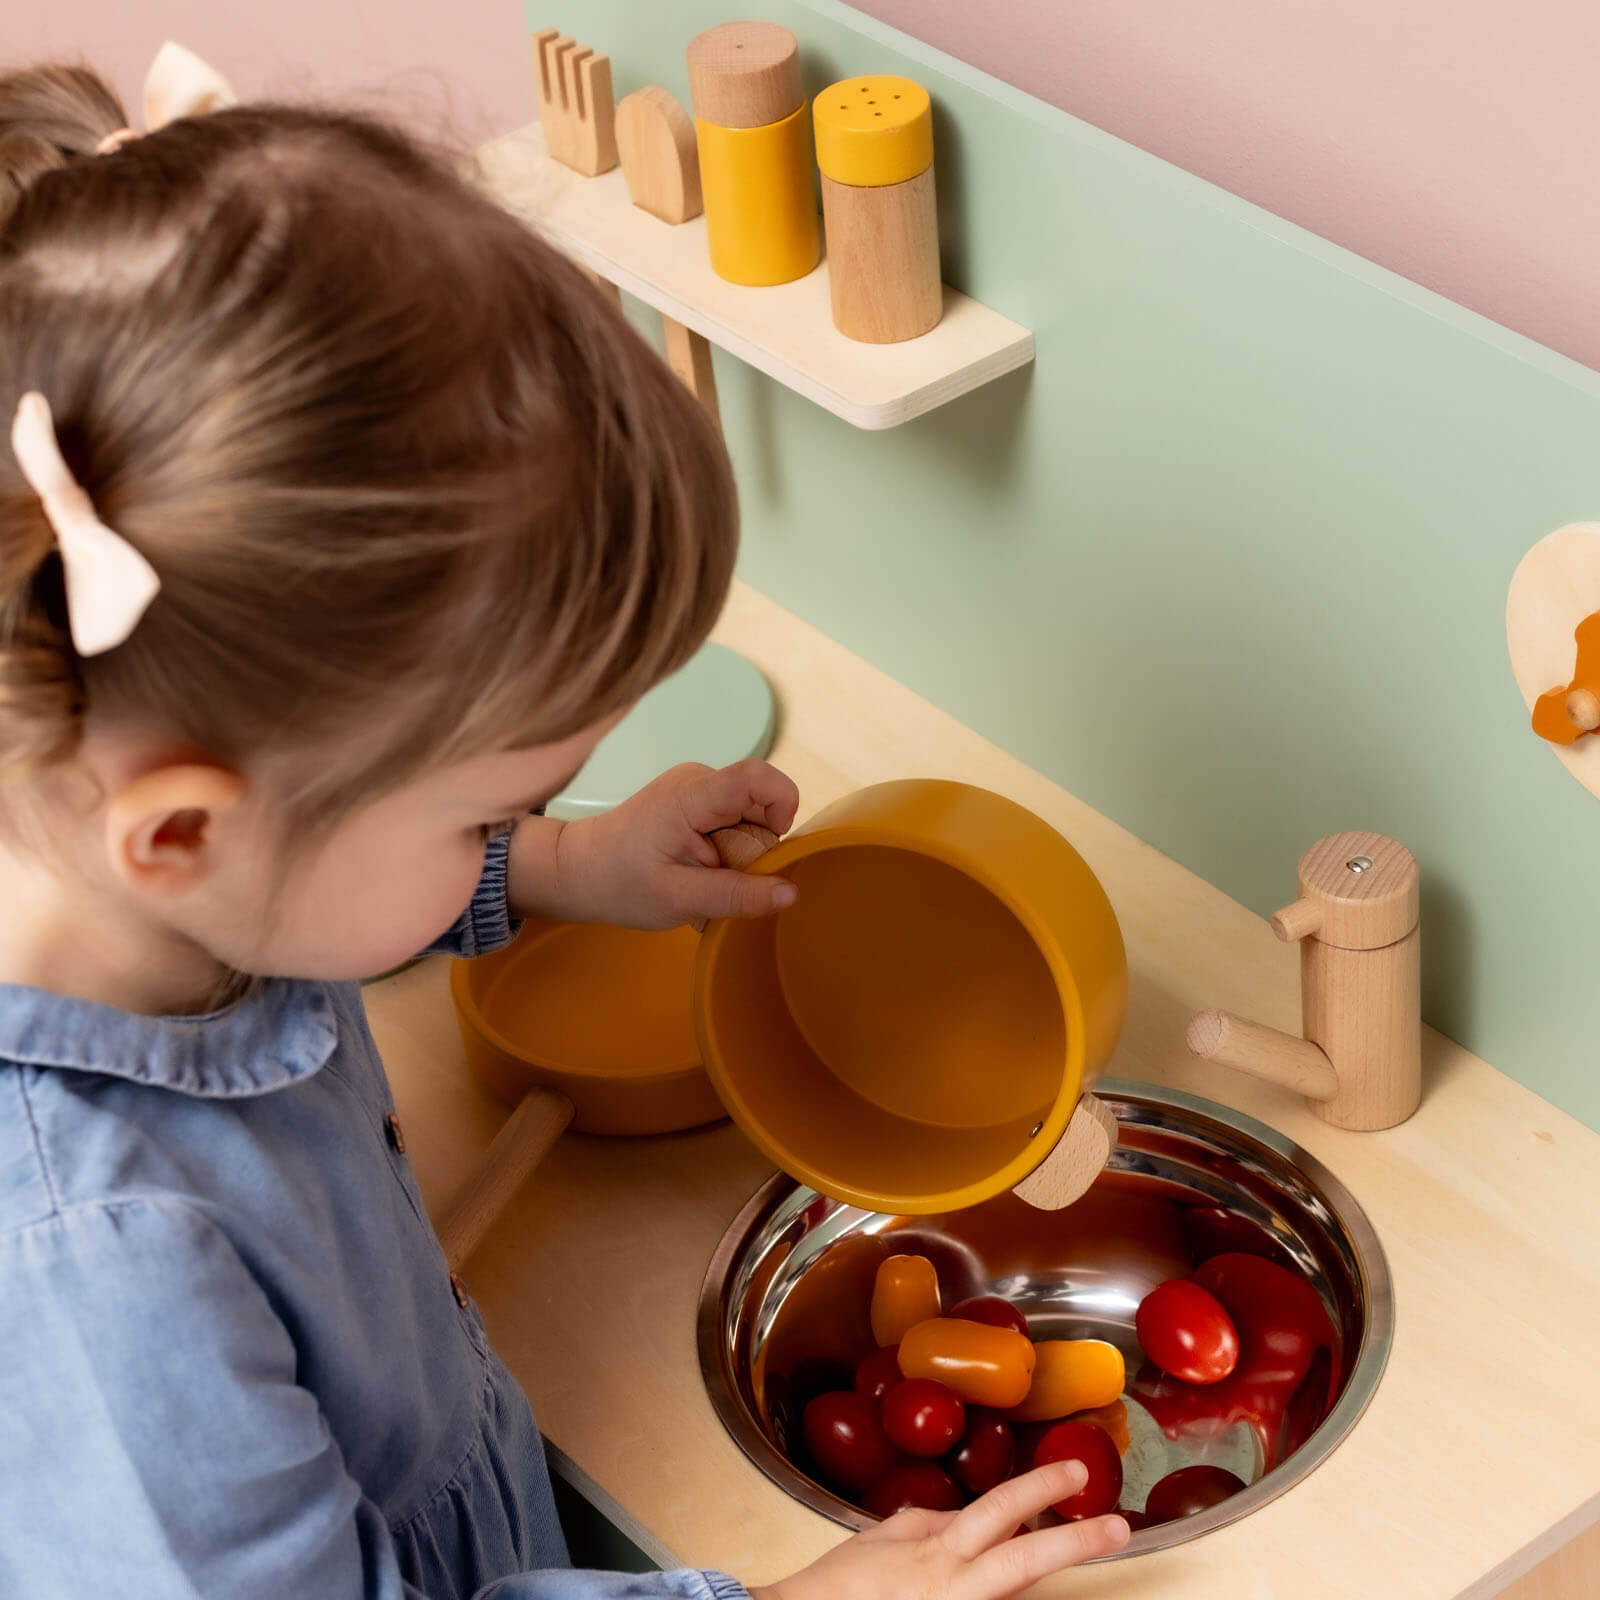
[{"x1": 1187, "y1": 1009, "x2": 1339, "y2": 1102}]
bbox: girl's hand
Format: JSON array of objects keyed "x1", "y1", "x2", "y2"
[
  {"x1": 751, "y1": 1462, "x2": 1129, "y2": 1600},
  {"x1": 547, "y1": 760, "x2": 800, "y2": 929}
]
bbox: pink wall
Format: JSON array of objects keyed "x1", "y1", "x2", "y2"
[
  {"x1": 10, "y1": 0, "x2": 535, "y2": 154},
  {"x1": 850, "y1": 0, "x2": 1600, "y2": 371},
  {"x1": 10, "y1": 1, "x2": 1599, "y2": 370}
]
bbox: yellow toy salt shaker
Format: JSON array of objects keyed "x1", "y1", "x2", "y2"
[
  {"x1": 814, "y1": 75, "x2": 942, "y2": 343},
  {"x1": 686, "y1": 21, "x2": 820, "y2": 287}
]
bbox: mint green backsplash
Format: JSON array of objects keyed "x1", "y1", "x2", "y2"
[{"x1": 524, "y1": 0, "x2": 1600, "y2": 1129}]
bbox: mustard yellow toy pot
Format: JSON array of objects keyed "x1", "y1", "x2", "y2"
[
  {"x1": 813, "y1": 75, "x2": 941, "y2": 343},
  {"x1": 693, "y1": 780, "x2": 1128, "y2": 1214},
  {"x1": 685, "y1": 21, "x2": 820, "y2": 287}
]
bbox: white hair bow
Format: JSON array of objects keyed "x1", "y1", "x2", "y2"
[
  {"x1": 94, "y1": 41, "x2": 237, "y2": 155},
  {"x1": 10, "y1": 395, "x2": 161, "y2": 658},
  {"x1": 9, "y1": 43, "x2": 236, "y2": 656}
]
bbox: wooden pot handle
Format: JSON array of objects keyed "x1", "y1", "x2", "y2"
[
  {"x1": 692, "y1": 821, "x2": 783, "y2": 932},
  {"x1": 1011, "y1": 1092, "x2": 1117, "y2": 1211},
  {"x1": 437, "y1": 1085, "x2": 576, "y2": 1270},
  {"x1": 708, "y1": 820, "x2": 781, "y2": 870}
]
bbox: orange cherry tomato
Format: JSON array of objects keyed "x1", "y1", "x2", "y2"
[
  {"x1": 870, "y1": 1254, "x2": 941, "y2": 1347},
  {"x1": 1005, "y1": 1339, "x2": 1124, "y2": 1423},
  {"x1": 897, "y1": 1317, "x2": 1036, "y2": 1409}
]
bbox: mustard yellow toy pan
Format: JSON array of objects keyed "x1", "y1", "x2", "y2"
[
  {"x1": 443, "y1": 824, "x2": 778, "y2": 1268},
  {"x1": 444, "y1": 781, "x2": 1128, "y2": 1263}
]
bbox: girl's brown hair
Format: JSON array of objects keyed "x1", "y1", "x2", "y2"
[{"x1": 0, "y1": 63, "x2": 737, "y2": 820}]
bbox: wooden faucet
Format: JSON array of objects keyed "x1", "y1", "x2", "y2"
[{"x1": 1187, "y1": 832, "x2": 1422, "y2": 1131}]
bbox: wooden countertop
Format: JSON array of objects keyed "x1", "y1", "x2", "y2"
[{"x1": 366, "y1": 581, "x2": 1600, "y2": 1599}]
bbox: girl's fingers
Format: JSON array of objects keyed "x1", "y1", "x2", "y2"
[
  {"x1": 958, "y1": 1515, "x2": 1131, "y2": 1600},
  {"x1": 668, "y1": 864, "x2": 797, "y2": 922},
  {"x1": 677, "y1": 759, "x2": 800, "y2": 839},
  {"x1": 940, "y1": 1461, "x2": 1088, "y2": 1561},
  {"x1": 868, "y1": 1505, "x2": 962, "y2": 1544}
]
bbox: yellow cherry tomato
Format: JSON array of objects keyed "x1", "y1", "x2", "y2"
[
  {"x1": 1005, "y1": 1339, "x2": 1125, "y2": 1423},
  {"x1": 869, "y1": 1254, "x2": 941, "y2": 1347},
  {"x1": 897, "y1": 1317, "x2": 1036, "y2": 1409}
]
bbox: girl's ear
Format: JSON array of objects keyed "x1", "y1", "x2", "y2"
[{"x1": 104, "y1": 765, "x2": 248, "y2": 898}]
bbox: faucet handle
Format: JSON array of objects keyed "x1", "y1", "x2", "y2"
[
  {"x1": 1273, "y1": 832, "x2": 1418, "y2": 951},
  {"x1": 1270, "y1": 897, "x2": 1322, "y2": 943}
]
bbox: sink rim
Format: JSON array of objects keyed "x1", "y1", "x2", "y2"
[{"x1": 696, "y1": 1076, "x2": 1395, "y2": 1556}]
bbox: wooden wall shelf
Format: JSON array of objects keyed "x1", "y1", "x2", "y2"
[{"x1": 476, "y1": 123, "x2": 1035, "y2": 431}]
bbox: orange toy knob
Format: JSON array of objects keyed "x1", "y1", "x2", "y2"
[{"x1": 1532, "y1": 611, "x2": 1600, "y2": 745}]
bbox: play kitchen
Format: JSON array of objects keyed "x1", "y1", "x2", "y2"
[
  {"x1": 361, "y1": 4, "x2": 1600, "y2": 1597},
  {"x1": 444, "y1": 770, "x2": 1406, "y2": 1549}
]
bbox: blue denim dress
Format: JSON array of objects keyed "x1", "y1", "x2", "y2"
[{"x1": 0, "y1": 836, "x2": 748, "y2": 1600}]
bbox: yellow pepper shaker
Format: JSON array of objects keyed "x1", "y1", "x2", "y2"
[
  {"x1": 814, "y1": 75, "x2": 942, "y2": 343},
  {"x1": 686, "y1": 21, "x2": 820, "y2": 287}
]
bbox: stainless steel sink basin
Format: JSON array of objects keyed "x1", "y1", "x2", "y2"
[{"x1": 697, "y1": 1079, "x2": 1393, "y2": 1556}]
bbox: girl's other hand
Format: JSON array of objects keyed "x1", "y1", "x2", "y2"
[
  {"x1": 556, "y1": 760, "x2": 800, "y2": 929},
  {"x1": 751, "y1": 1462, "x2": 1129, "y2": 1600}
]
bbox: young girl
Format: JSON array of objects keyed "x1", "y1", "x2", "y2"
[{"x1": 0, "y1": 51, "x2": 1129, "y2": 1600}]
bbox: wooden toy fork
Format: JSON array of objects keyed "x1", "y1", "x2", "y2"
[{"x1": 532, "y1": 28, "x2": 618, "y2": 177}]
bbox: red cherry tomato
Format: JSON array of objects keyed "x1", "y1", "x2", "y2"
[
  {"x1": 882, "y1": 1378, "x2": 966, "y2": 1458},
  {"x1": 1033, "y1": 1421, "x2": 1123, "y2": 1520},
  {"x1": 863, "y1": 1460, "x2": 964, "y2": 1517},
  {"x1": 1070, "y1": 1399, "x2": 1130, "y2": 1456},
  {"x1": 769, "y1": 1359, "x2": 853, "y2": 1462},
  {"x1": 947, "y1": 1295, "x2": 1031, "y2": 1339},
  {"x1": 946, "y1": 1407, "x2": 1016, "y2": 1495},
  {"x1": 854, "y1": 1345, "x2": 903, "y2": 1404},
  {"x1": 1136, "y1": 1279, "x2": 1241, "y2": 1385},
  {"x1": 1144, "y1": 1464, "x2": 1246, "y2": 1524},
  {"x1": 801, "y1": 1391, "x2": 897, "y2": 1491},
  {"x1": 1131, "y1": 1253, "x2": 1336, "y2": 1473},
  {"x1": 1010, "y1": 1419, "x2": 1055, "y2": 1472},
  {"x1": 1191, "y1": 1254, "x2": 1331, "y2": 1392}
]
